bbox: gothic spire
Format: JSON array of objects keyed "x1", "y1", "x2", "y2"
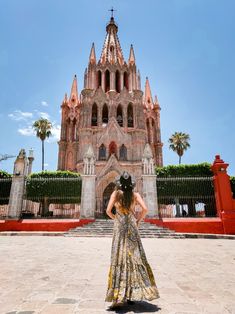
[
  {"x1": 144, "y1": 77, "x2": 153, "y2": 109},
  {"x1": 128, "y1": 44, "x2": 135, "y2": 65},
  {"x1": 153, "y1": 95, "x2": 161, "y2": 111},
  {"x1": 99, "y1": 17, "x2": 124, "y2": 65},
  {"x1": 89, "y1": 42, "x2": 96, "y2": 64},
  {"x1": 61, "y1": 93, "x2": 68, "y2": 108},
  {"x1": 70, "y1": 75, "x2": 78, "y2": 103}
]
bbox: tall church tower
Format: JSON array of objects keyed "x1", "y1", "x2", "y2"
[{"x1": 58, "y1": 16, "x2": 163, "y2": 216}]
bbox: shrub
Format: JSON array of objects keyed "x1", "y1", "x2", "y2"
[
  {"x1": 26, "y1": 171, "x2": 82, "y2": 203},
  {"x1": 0, "y1": 170, "x2": 12, "y2": 178},
  {"x1": 26, "y1": 171, "x2": 82, "y2": 216},
  {"x1": 155, "y1": 163, "x2": 216, "y2": 216},
  {"x1": 156, "y1": 163, "x2": 213, "y2": 177}
]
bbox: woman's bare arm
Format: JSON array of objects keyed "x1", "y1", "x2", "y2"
[
  {"x1": 135, "y1": 192, "x2": 148, "y2": 226},
  {"x1": 106, "y1": 190, "x2": 117, "y2": 220}
]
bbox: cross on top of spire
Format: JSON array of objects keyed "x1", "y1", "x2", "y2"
[{"x1": 109, "y1": 7, "x2": 116, "y2": 18}]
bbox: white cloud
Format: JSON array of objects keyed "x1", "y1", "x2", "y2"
[
  {"x1": 8, "y1": 110, "x2": 33, "y2": 121},
  {"x1": 11, "y1": 108, "x2": 60, "y2": 142},
  {"x1": 18, "y1": 126, "x2": 34, "y2": 136},
  {"x1": 41, "y1": 101, "x2": 49, "y2": 107},
  {"x1": 34, "y1": 110, "x2": 50, "y2": 120},
  {"x1": 40, "y1": 112, "x2": 50, "y2": 119}
]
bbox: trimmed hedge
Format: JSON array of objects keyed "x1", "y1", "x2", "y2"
[
  {"x1": 28, "y1": 170, "x2": 80, "y2": 179},
  {"x1": 156, "y1": 163, "x2": 213, "y2": 177},
  {"x1": 155, "y1": 164, "x2": 216, "y2": 216},
  {"x1": 26, "y1": 171, "x2": 82, "y2": 204},
  {"x1": 0, "y1": 170, "x2": 12, "y2": 178}
]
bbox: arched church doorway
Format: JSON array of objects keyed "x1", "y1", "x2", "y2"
[{"x1": 102, "y1": 182, "x2": 116, "y2": 218}]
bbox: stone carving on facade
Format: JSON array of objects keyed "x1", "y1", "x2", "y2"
[
  {"x1": 83, "y1": 145, "x2": 96, "y2": 175},
  {"x1": 142, "y1": 144, "x2": 155, "y2": 175},
  {"x1": 97, "y1": 153, "x2": 122, "y2": 180}
]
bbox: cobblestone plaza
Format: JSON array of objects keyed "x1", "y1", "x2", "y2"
[{"x1": 0, "y1": 236, "x2": 234, "y2": 314}]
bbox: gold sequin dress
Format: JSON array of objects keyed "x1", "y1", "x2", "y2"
[{"x1": 105, "y1": 200, "x2": 160, "y2": 303}]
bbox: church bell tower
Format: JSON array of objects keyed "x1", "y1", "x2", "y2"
[{"x1": 58, "y1": 15, "x2": 163, "y2": 216}]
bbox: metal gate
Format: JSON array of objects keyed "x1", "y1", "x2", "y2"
[
  {"x1": 0, "y1": 177, "x2": 12, "y2": 218},
  {"x1": 156, "y1": 176, "x2": 216, "y2": 218}
]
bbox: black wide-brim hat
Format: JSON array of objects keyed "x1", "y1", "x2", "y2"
[{"x1": 115, "y1": 171, "x2": 136, "y2": 190}]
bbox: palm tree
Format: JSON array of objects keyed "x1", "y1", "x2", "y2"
[
  {"x1": 168, "y1": 132, "x2": 190, "y2": 165},
  {"x1": 33, "y1": 118, "x2": 52, "y2": 171}
]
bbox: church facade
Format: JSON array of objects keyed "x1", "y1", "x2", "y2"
[{"x1": 57, "y1": 16, "x2": 163, "y2": 216}]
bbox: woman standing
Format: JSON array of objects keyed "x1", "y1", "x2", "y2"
[{"x1": 105, "y1": 171, "x2": 160, "y2": 309}]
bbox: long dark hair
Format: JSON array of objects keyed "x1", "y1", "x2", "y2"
[{"x1": 116, "y1": 172, "x2": 135, "y2": 209}]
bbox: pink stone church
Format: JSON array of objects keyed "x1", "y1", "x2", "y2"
[{"x1": 57, "y1": 16, "x2": 163, "y2": 216}]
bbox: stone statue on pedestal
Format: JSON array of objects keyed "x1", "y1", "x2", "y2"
[
  {"x1": 142, "y1": 144, "x2": 159, "y2": 217},
  {"x1": 80, "y1": 145, "x2": 96, "y2": 218}
]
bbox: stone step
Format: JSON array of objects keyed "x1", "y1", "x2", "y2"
[
  {"x1": 73, "y1": 226, "x2": 169, "y2": 230},
  {"x1": 71, "y1": 229, "x2": 171, "y2": 234},
  {"x1": 81, "y1": 224, "x2": 166, "y2": 228},
  {"x1": 65, "y1": 233, "x2": 185, "y2": 238},
  {"x1": 66, "y1": 219, "x2": 181, "y2": 238},
  {"x1": 71, "y1": 226, "x2": 170, "y2": 230}
]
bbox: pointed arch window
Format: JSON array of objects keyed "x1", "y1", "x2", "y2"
[
  {"x1": 99, "y1": 144, "x2": 106, "y2": 160},
  {"x1": 102, "y1": 103, "x2": 108, "y2": 125},
  {"x1": 91, "y1": 103, "x2": 98, "y2": 126},
  {"x1": 127, "y1": 103, "x2": 134, "y2": 127},
  {"x1": 115, "y1": 70, "x2": 120, "y2": 93},
  {"x1": 116, "y1": 104, "x2": 123, "y2": 127},
  {"x1": 124, "y1": 71, "x2": 129, "y2": 90},
  {"x1": 105, "y1": 70, "x2": 110, "y2": 92},
  {"x1": 119, "y1": 144, "x2": 127, "y2": 161},
  {"x1": 109, "y1": 141, "x2": 117, "y2": 157},
  {"x1": 97, "y1": 70, "x2": 102, "y2": 88}
]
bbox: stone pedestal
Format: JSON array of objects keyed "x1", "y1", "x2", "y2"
[
  {"x1": 8, "y1": 149, "x2": 28, "y2": 219},
  {"x1": 142, "y1": 174, "x2": 158, "y2": 217},
  {"x1": 80, "y1": 175, "x2": 96, "y2": 218},
  {"x1": 141, "y1": 143, "x2": 159, "y2": 217},
  {"x1": 80, "y1": 144, "x2": 96, "y2": 218}
]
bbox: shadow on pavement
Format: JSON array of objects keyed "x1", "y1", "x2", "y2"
[{"x1": 106, "y1": 300, "x2": 161, "y2": 313}]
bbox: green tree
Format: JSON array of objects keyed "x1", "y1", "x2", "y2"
[
  {"x1": 168, "y1": 132, "x2": 190, "y2": 165},
  {"x1": 33, "y1": 118, "x2": 52, "y2": 171}
]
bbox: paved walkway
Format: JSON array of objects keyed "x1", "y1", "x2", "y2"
[{"x1": 0, "y1": 237, "x2": 234, "y2": 314}]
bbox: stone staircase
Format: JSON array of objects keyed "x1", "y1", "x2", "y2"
[{"x1": 65, "y1": 219, "x2": 185, "y2": 238}]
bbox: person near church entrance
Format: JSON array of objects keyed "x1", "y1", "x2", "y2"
[{"x1": 105, "y1": 171, "x2": 160, "y2": 309}]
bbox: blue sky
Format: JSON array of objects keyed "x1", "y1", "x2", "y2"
[{"x1": 0, "y1": 0, "x2": 235, "y2": 175}]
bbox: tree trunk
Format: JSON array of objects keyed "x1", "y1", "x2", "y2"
[
  {"x1": 42, "y1": 140, "x2": 44, "y2": 171},
  {"x1": 179, "y1": 155, "x2": 181, "y2": 165}
]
